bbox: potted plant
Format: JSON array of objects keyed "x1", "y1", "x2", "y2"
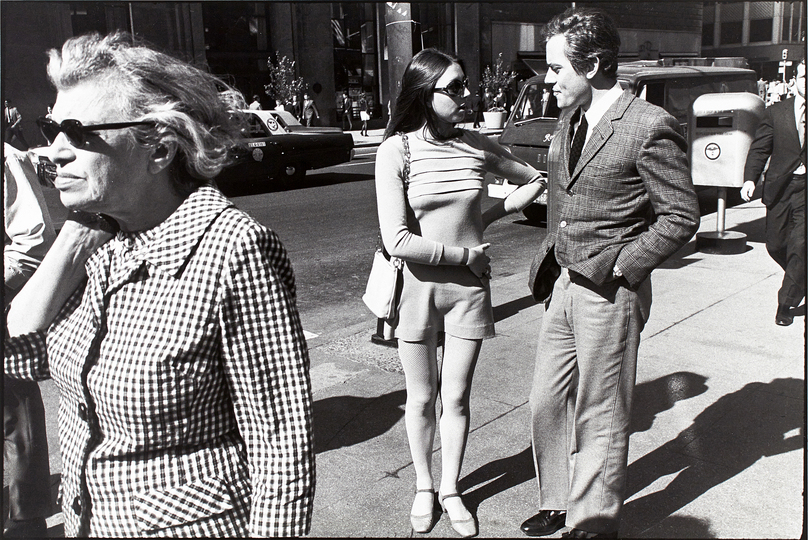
[
  {"x1": 480, "y1": 52, "x2": 517, "y2": 129},
  {"x1": 265, "y1": 52, "x2": 307, "y2": 112}
]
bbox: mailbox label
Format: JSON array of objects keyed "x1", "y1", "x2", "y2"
[{"x1": 704, "y1": 142, "x2": 721, "y2": 160}]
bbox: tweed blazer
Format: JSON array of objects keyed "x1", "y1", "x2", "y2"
[
  {"x1": 530, "y1": 91, "x2": 699, "y2": 292},
  {"x1": 743, "y1": 96, "x2": 807, "y2": 207},
  {"x1": 5, "y1": 187, "x2": 315, "y2": 537}
]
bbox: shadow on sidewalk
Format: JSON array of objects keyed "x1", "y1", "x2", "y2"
[
  {"x1": 493, "y1": 295, "x2": 536, "y2": 323},
  {"x1": 622, "y1": 377, "x2": 804, "y2": 537},
  {"x1": 726, "y1": 216, "x2": 766, "y2": 244},
  {"x1": 313, "y1": 389, "x2": 406, "y2": 454},
  {"x1": 457, "y1": 372, "x2": 709, "y2": 511}
]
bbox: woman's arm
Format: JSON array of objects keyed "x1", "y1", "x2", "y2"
[
  {"x1": 476, "y1": 133, "x2": 547, "y2": 229},
  {"x1": 219, "y1": 225, "x2": 314, "y2": 537},
  {"x1": 374, "y1": 137, "x2": 489, "y2": 274},
  {"x1": 482, "y1": 178, "x2": 546, "y2": 229},
  {"x1": 6, "y1": 212, "x2": 115, "y2": 337}
]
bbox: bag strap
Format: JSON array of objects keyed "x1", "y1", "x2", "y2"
[{"x1": 399, "y1": 132, "x2": 410, "y2": 191}]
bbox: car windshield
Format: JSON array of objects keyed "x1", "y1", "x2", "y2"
[
  {"x1": 245, "y1": 114, "x2": 270, "y2": 137},
  {"x1": 511, "y1": 81, "x2": 560, "y2": 122}
]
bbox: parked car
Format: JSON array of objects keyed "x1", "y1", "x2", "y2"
[
  {"x1": 217, "y1": 109, "x2": 355, "y2": 193},
  {"x1": 488, "y1": 57, "x2": 758, "y2": 222}
]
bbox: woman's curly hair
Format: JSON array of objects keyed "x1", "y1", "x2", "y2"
[{"x1": 46, "y1": 31, "x2": 247, "y2": 195}]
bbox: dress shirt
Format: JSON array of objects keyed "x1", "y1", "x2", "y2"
[
  {"x1": 5, "y1": 186, "x2": 314, "y2": 537},
  {"x1": 582, "y1": 83, "x2": 624, "y2": 146},
  {"x1": 4, "y1": 143, "x2": 55, "y2": 292}
]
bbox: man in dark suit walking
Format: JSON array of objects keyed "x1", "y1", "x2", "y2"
[
  {"x1": 4, "y1": 100, "x2": 29, "y2": 150},
  {"x1": 741, "y1": 59, "x2": 805, "y2": 326},
  {"x1": 521, "y1": 8, "x2": 699, "y2": 539}
]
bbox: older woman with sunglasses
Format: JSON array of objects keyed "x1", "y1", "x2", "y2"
[
  {"x1": 4, "y1": 31, "x2": 314, "y2": 537},
  {"x1": 375, "y1": 48, "x2": 545, "y2": 537}
]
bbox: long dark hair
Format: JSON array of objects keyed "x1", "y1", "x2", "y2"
[{"x1": 384, "y1": 48, "x2": 464, "y2": 141}]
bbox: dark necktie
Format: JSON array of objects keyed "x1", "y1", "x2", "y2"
[{"x1": 569, "y1": 111, "x2": 588, "y2": 174}]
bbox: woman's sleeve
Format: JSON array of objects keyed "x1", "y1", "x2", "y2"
[
  {"x1": 477, "y1": 132, "x2": 544, "y2": 186},
  {"x1": 374, "y1": 138, "x2": 443, "y2": 264},
  {"x1": 219, "y1": 224, "x2": 314, "y2": 537},
  {"x1": 4, "y1": 285, "x2": 84, "y2": 382}
]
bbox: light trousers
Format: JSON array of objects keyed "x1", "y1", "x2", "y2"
[{"x1": 529, "y1": 268, "x2": 651, "y2": 533}]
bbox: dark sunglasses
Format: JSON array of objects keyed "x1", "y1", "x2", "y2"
[
  {"x1": 434, "y1": 77, "x2": 469, "y2": 98},
  {"x1": 36, "y1": 117, "x2": 152, "y2": 147}
]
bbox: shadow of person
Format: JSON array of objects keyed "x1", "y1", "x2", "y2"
[
  {"x1": 631, "y1": 372, "x2": 709, "y2": 434},
  {"x1": 458, "y1": 446, "x2": 535, "y2": 512},
  {"x1": 622, "y1": 378, "x2": 804, "y2": 537},
  {"x1": 313, "y1": 389, "x2": 406, "y2": 454},
  {"x1": 493, "y1": 295, "x2": 537, "y2": 323},
  {"x1": 454, "y1": 372, "x2": 709, "y2": 510}
]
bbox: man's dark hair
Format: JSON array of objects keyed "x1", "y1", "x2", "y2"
[{"x1": 543, "y1": 7, "x2": 620, "y2": 79}]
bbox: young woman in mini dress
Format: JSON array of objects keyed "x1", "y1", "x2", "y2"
[{"x1": 374, "y1": 48, "x2": 545, "y2": 537}]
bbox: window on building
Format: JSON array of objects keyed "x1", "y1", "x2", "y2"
[
  {"x1": 332, "y1": 3, "x2": 379, "y2": 118},
  {"x1": 720, "y1": 20, "x2": 743, "y2": 45},
  {"x1": 748, "y1": 1, "x2": 773, "y2": 43},
  {"x1": 702, "y1": 23, "x2": 715, "y2": 47},
  {"x1": 702, "y1": 2, "x2": 715, "y2": 47},
  {"x1": 749, "y1": 18, "x2": 773, "y2": 42},
  {"x1": 718, "y1": 2, "x2": 743, "y2": 45}
]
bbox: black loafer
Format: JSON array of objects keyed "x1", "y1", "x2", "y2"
[
  {"x1": 775, "y1": 305, "x2": 794, "y2": 326},
  {"x1": 521, "y1": 510, "x2": 566, "y2": 536},
  {"x1": 561, "y1": 528, "x2": 618, "y2": 539}
]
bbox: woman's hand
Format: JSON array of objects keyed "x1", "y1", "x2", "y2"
[
  {"x1": 466, "y1": 243, "x2": 491, "y2": 278},
  {"x1": 60, "y1": 211, "x2": 118, "y2": 262},
  {"x1": 6, "y1": 211, "x2": 117, "y2": 336}
]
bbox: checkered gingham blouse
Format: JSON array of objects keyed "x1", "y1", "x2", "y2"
[{"x1": 5, "y1": 186, "x2": 315, "y2": 537}]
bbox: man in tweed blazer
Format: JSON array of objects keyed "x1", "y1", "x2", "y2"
[
  {"x1": 521, "y1": 8, "x2": 699, "y2": 539},
  {"x1": 741, "y1": 58, "x2": 805, "y2": 326}
]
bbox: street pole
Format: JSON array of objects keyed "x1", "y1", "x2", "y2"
[{"x1": 385, "y1": 2, "x2": 414, "y2": 110}]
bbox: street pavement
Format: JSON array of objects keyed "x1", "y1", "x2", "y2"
[{"x1": 7, "y1": 125, "x2": 806, "y2": 538}]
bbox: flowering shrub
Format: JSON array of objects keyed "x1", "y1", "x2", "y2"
[
  {"x1": 481, "y1": 53, "x2": 517, "y2": 111},
  {"x1": 265, "y1": 52, "x2": 307, "y2": 106}
]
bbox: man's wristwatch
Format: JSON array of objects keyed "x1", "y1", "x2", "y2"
[{"x1": 612, "y1": 265, "x2": 623, "y2": 279}]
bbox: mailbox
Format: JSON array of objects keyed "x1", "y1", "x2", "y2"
[{"x1": 688, "y1": 92, "x2": 765, "y2": 187}]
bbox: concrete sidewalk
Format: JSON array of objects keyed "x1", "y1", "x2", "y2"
[
  {"x1": 17, "y1": 189, "x2": 805, "y2": 538},
  {"x1": 306, "y1": 199, "x2": 805, "y2": 538}
]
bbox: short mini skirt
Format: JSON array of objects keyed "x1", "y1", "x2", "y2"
[{"x1": 391, "y1": 261, "x2": 495, "y2": 341}]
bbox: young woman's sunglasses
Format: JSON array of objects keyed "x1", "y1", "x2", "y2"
[
  {"x1": 434, "y1": 78, "x2": 469, "y2": 98},
  {"x1": 36, "y1": 117, "x2": 152, "y2": 147}
]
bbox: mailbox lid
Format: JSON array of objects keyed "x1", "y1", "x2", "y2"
[{"x1": 690, "y1": 92, "x2": 764, "y2": 118}]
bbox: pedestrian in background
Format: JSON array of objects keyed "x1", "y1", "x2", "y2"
[
  {"x1": 375, "y1": 48, "x2": 545, "y2": 537},
  {"x1": 302, "y1": 92, "x2": 320, "y2": 127},
  {"x1": 522, "y1": 8, "x2": 699, "y2": 538},
  {"x1": 741, "y1": 58, "x2": 805, "y2": 326},
  {"x1": 4, "y1": 143, "x2": 57, "y2": 538},
  {"x1": 4, "y1": 100, "x2": 29, "y2": 150},
  {"x1": 4, "y1": 30, "x2": 314, "y2": 537},
  {"x1": 341, "y1": 91, "x2": 353, "y2": 131},
  {"x1": 359, "y1": 93, "x2": 370, "y2": 136},
  {"x1": 249, "y1": 94, "x2": 262, "y2": 110},
  {"x1": 471, "y1": 90, "x2": 483, "y2": 128}
]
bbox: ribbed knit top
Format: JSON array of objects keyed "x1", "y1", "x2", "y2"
[{"x1": 374, "y1": 129, "x2": 541, "y2": 266}]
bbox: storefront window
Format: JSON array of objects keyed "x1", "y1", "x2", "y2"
[{"x1": 332, "y1": 3, "x2": 379, "y2": 118}]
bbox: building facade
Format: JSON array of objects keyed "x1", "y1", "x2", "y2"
[
  {"x1": 701, "y1": 1, "x2": 804, "y2": 81},
  {"x1": 7, "y1": 1, "x2": 795, "y2": 148}
]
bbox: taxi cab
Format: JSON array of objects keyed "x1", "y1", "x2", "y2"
[{"x1": 217, "y1": 109, "x2": 354, "y2": 193}]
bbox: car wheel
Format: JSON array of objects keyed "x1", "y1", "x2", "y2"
[{"x1": 522, "y1": 203, "x2": 547, "y2": 223}]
